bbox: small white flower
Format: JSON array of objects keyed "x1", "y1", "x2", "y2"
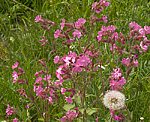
[
  {"x1": 140, "y1": 117, "x2": 144, "y2": 120},
  {"x1": 103, "y1": 90, "x2": 125, "y2": 110}
]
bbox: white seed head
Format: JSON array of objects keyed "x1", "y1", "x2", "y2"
[
  {"x1": 103, "y1": 90, "x2": 125, "y2": 110},
  {"x1": 140, "y1": 117, "x2": 144, "y2": 120}
]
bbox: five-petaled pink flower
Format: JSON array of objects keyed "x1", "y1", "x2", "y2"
[
  {"x1": 54, "y1": 29, "x2": 62, "y2": 38},
  {"x1": 6, "y1": 104, "x2": 15, "y2": 116},
  {"x1": 72, "y1": 30, "x2": 82, "y2": 39}
]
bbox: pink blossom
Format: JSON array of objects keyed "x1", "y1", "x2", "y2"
[
  {"x1": 92, "y1": 0, "x2": 110, "y2": 14},
  {"x1": 54, "y1": 56, "x2": 60, "y2": 64},
  {"x1": 111, "y1": 32, "x2": 118, "y2": 41},
  {"x1": 140, "y1": 41, "x2": 148, "y2": 52},
  {"x1": 54, "y1": 29, "x2": 62, "y2": 38},
  {"x1": 61, "y1": 88, "x2": 66, "y2": 94},
  {"x1": 12, "y1": 61, "x2": 19, "y2": 69},
  {"x1": 129, "y1": 21, "x2": 142, "y2": 31},
  {"x1": 75, "y1": 18, "x2": 86, "y2": 29},
  {"x1": 111, "y1": 68, "x2": 122, "y2": 79},
  {"x1": 13, "y1": 118, "x2": 19, "y2": 122},
  {"x1": 43, "y1": 75, "x2": 51, "y2": 81},
  {"x1": 66, "y1": 110, "x2": 78, "y2": 120},
  {"x1": 48, "y1": 96, "x2": 53, "y2": 104},
  {"x1": 122, "y1": 58, "x2": 130, "y2": 67},
  {"x1": 60, "y1": 19, "x2": 66, "y2": 30},
  {"x1": 60, "y1": 116, "x2": 67, "y2": 122},
  {"x1": 12, "y1": 71, "x2": 18, "y2": 83},
  {"x1": 133, "y1": 60, "x2": 138, "y2": 67},
  {"x1": 35, "y1": 77, "x2": 43, "y2": 84},
  {"x1": 97, "y1": 31, "x2": 103, "y2": 41},
  {"x1": 6, "y1": 104, "x2": 15, "y2": 116},
  {"x1": 62, "y1": 56, "x2": 72, "y2": 66},
  {"x1": 110, "y1": 44, "x2": 117, "y2": 51},
  {"x1": 75, "y1": 55, "x2": 91, "y2": 67},
  {"x1": 139, "y1": 28, "x2": 145, "y2": 37},
  {"x1": 101, "y1": 16, "x2": 108, "y2": 23},
  {"x1": 72, "y1": 66, "x2": 82, "y2": 72},
  {"x1": 72, "y1": 30, "x2": 82, "y2": 39},
  {"x1": 35, "y1": 15, "x2": 43, "y2": 23},
  {"x1": 65, "y1": 97, "x2": 73, "y2": 104},
  {"x1": 144, "y1": 26, "x2": 150, "y2": 34}
]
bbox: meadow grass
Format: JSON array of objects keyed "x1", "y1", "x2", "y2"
[{"x1": 0, "y1": 0, "x2": 150, "y2": 121}]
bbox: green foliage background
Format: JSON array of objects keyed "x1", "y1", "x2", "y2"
[{"x1": 0, "y1": 0, "x2": 150, "y2": 121}]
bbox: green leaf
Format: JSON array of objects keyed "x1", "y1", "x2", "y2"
[
  {"x1": 86, "y1": 108, "x2": 98, "y2": 115},
  {"x1": 38, "y1": 118, "x2": 44, "y2": 122},
  {"x1": 63, "y1": 104, "x2": 75, "y2": 111}
]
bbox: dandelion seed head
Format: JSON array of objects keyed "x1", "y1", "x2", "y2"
[{"x1": 103, "y1": 90, "x2": 125, "y2": 110}]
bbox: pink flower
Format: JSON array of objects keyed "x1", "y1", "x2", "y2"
[
  {"x1": 6, "y1": 104, "x2": 15, "y2": 116},
  {"x1": 48, "y1": 96, "x2": 53, "y2": 104},
  {"x1": 54, "y1": 56, "x2": 60, "y2": 64},
  {"x1": 97, "y1": 31, "x2": 103, "y2": 41},
  {"x1": 133, "y1": 60, "x2": 138, "y2": 67},
  {"x1": 122, "y1": 58, "x2": 130, "y2": 67},
  {"x1": 140, "y1": 41, "x2": 148, "y2": 52},
  {"x1": 43, "y1": 75, "x2": 51, "y2": 81},
  {"x1": 12, "y1": 61, "x2": 19, "y2": 69},
  {"x1": 66, "y1": 110, "x2": 78, "y2": 120},
  {"x1": 75, "y1": 55, "x2": 91, "y2": 67},
  {"x1": 35, "y1": 15, "x2": 43, "y2": 23},
  {"x1": 61, "y1": 88, "x2": 66, "y2": 94},
  {"x1": 101, "y1": 16, "x2": 108, "y2": 23},
  {"x1": 111, "y1": 32, "x2": 118, "y2": 41},
  {"x1": 72, "y1": 30, "x2": 82, "y2": 39},
  {"x1": 65, "y1": 97, "x2": 73, "y2": 104},
  {"x1": 13, "y1": 118, "x2": 19, "y2": 122},
  {"x1": 72, "y1": 66, "x2": 82, "y2": 72},
  {"x1": 129, "y1": 22, "x2": 141, "y2": 31},
  {"x1": 60, "y1": 19, "x2": 66, "y2": 30},
  {"x1": 144, "y1": 26, "x2": 150, "y2": 34},
  {"x1": 54, "y1": 29, "x2": 61, "y2": 38},
  {"x1": 111, "y1": 68, "x2": 122, "y2": 79},
  {"x1": 60, "y1": 116, "x2": 67, "y2": 122},
  {"x1": 12, "y1": 71, "x2": 18, "y2": 83},
  {"x1": 75, "y1": 18, "x2": 86, "y2": 29},
  {"x1": 35, "y1": 77, "x2": 43, "y2": 84},
  {"x1": 92, "y1": 0, "x2": 110, "y2": 14}
]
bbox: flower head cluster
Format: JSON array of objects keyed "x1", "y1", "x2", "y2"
[
  {"x1": 103, "y1": 90, "x2": 125, "y2": 110},
  {"x1": 92, "y1": 0, "x2": 110, "y2": 14},
  {"x1": 60, "y1": 110, "x2": 78, "y2": 122},
  {"x1": 54, "y1": 18, "x2": 86, "y2": 45},
  {"x1": 54, "y1": 51, "x2": 92, "y2": 86},
  {"x1": 34, "y1": 69, "x2": 58, "y2": 104},
  {"x1": 6, "y1": 104, "x2": 15, "y2": 116},
  {"x1": 109, "y1": 68, "x2": 126, "y2": 90},
  {"x1": 35, "y1": 15, "x2": 55, "y2": 31},
  {"x1": 97, "y1": 25, "x2": 117, "y2": 42}
]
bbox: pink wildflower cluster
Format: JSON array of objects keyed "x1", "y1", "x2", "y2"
[
  {"x1": 6, "y1": 104, "x2": 15, "y2": 116},
  {"x1": 54, "y1": 18, "x2": 86, "y2": 45},
  {"x1": 92, "y1": 0, "x2": 110, "y2": 14},
  {"x1": 35, "y1": 15, "x2": 55, "y2": 30},
  {"x1": 6, "y1": 105, "x2": 19, "y2": 121},
  {"x1": 109, "y1": 68, "x2": 126, "y2": 90},
  {"x1": 110, "y1": 109, "x2": 124, "y2": 121},
  {"x1": 97, "y1": 25, "x2": 117, "y2": 42},
  {"x1": 129, "y1": 22, "x2": 150, "y2": 52},
  {"x1": 60, "y1": 110, "x2": 78, "y2": 122},
  {"x1": 122, "y1": 57, "x2": 138, "y2": 67},
  {"x1": 54, "y1": 51, "x2": 91, "y2": 86},
  {"x1": 12, "y1": 61, "x2": 27, "y2": 97},
  {"x1": 34, "y1": 69, "x2": 58, "y2": 104}
]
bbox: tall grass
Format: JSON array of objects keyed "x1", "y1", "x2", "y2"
[{"x1": 0, "y1": 0, "x2": 150, "y2": 121}]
